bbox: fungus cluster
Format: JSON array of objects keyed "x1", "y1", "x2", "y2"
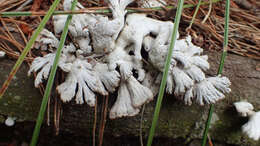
[{"x1": 28, "y1": 0, "x2": 231, "y2": 119}]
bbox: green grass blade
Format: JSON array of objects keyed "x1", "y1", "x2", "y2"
[
  {"x1": 30, "y1": 0, "x2": 77, "y2": 146},
  {"x1": 146, "y1": 0, "x2": 184, "y2": 146},
  {"x1": 201, "y1": 0, "x2": 230, "y2": 146},
  {"x1": 0, "y1": 0, "x2": 61, "y2": 99},
  {"x1": 0, "y1": 0, "x2": 222, "y2": 17},
  {"x1": 187, "y1": 0, "x2": 202, "y2": 29}
]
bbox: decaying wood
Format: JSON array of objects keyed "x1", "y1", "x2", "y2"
[{"x1": 0, "y1": 50, "x2": 259, "y2": 145}]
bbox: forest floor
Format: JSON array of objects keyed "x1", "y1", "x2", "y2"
[{"x1": 0, "y1": 0, "x2": 259, "y2": 146}]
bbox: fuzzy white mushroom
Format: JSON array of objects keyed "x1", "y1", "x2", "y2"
[
  {"x1": 53, "y1": 15, "x2": 67, "y2": 34},
  {"x1": 54, "y1": 0, "x2": 93, "y2": 54},
  {"x1": 5, "y1": 116, "x2": 16, "y2": 127},
  {"x1": 146, "y1": 35, "x2": 209, "y2": 72},
  {"x1": 93, "y1": 62, "x2": 120, "y2": 93},
  {"x1": 207, "y1": 76, "x2": 231, "y2": 93},
  {"x1": 85, "y1": 0, "x2": 134, "y2": 54},
  {"x1": 184, "y1": 65, "x2": 206, "y2": 82},
  {"x1": 53, "y1": 12, "x2": 92, "y2": 54},
  {"x1": 166, "y1": 74, "x2": 174, "y2": 94},
  {"x1": 28, "y1": 42, "x2": 76, "y2": 87},
  {"x1": 28, "y1": 53, "x2": 70, "y2": 87},
  {"x1": 106, "y1": 47, "x2": 133, "y2": 80},
  {"x1": 184, "y1": 87, "x2": 193, "y2": 106},
  {"x1": 59, "y1": 0, "x2": 133, "y2": 54},
  {"x1": 127, "y1": 76, "x2": 153, "y2": 108},
  {"x1": 143, "y1": 30, "x2": 230, "y2": 105},
  {"x1": 57, "y1": 59, "x2": 108, "y2": 106},
  {"x1": 242, "y1": 111, "x2": 260, "y2": 140},
  {"x1": 193, "y1": 76, "x2": 231, "y2": 105},
  {"x1": 74, "y1": 0, "x2": 133, "y2": 53},
  {"x1": 171, "y1": 67, "x2": 194, "y2": 95},
  {"x1": 0, "y1": 51, "x2": 5, "y2": 58},
  {"x1": 116, "y1": 13, "x2": 175, "y2": 60},
  {"x1": 234, "y1": 101, "x2": 260, "y2": 140},
  {"x1": 233, "y1": 101, "x2": 254, "y2": 117},
  {"x1": 110, "y1": 82, "x2": 140, "y2": 119},
  {"x1": 34, "y1": 29, "x2": 59, "y2": 51},
  {"x1": 106, "y1": 44, "x2": 145, "y2": 81}
]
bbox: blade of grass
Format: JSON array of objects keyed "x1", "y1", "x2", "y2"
[
  {"x1": 30, "y1": 0, "x2": 78, "y2": 145},
  {"x1": 201, "y1": 0, "x2": 230, "y2": 146},
  {"x1": 0, "y1": 0, "x2": 61, "y2": 99},
  {"x1": 146, "y1": 0, "x2": 184, "y2": 146},
  {"x1": 0, "y1": 0, "x2": 222, "y2": 17},
  {"x1": 187, "y1": 0, "x2": 202, "y2": 30}
]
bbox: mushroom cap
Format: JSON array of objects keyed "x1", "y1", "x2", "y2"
[
  {"x1": 5, "y1": 117, "x2": 16, "y2": 127},
  {"x1": 194, "y1": 77, "x2": 226, "y2": 105},
  {"x1": 110, "y1": 82, "x2": 140, "y2": 119},
  {"x1": 0, "y1": 51, "x2": 5, "y2": 58},
  {"x1": 127, "y1": 76, "x2": 153, "y2": 108},
  {"x1": 234, "y1": 101, "x2": 254, "y2": 117}
]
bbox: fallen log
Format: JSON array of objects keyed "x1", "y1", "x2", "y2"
[{"x1": 0, "y1": 51, "x2": 259, "y2": 145}]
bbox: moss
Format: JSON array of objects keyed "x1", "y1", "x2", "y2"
[
  {"x1": 210, "y1": 108, "x2": 260, "y2": 146},
  {"x1": 0, "y1": 115, "x2": 5, "y2": 123},
  {"x1": 0, "y1": 60, "x2": 42, "y2": 122}
]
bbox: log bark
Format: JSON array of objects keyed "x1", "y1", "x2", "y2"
[{"x1": 0, "y1": 51, "x2": 260, "y2": 146}]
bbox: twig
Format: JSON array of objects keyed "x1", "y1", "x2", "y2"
[
  {"x1": 139, "y1": 104, "x2": 146, "y2": 146},
  {"x1": 56, "y1": 98, "x2": 61, "y2": 136},
  {"x1": 93, "y1": 99, "x2": 98, "y2": 146},
  {"x1": 0, "y1": 17, "x2": 28, "y2": 25},
  {"x1": 98, "y1": 96, "x2": 108, "y2": 146},
  {"x1": 1, "y1": 0, "x2": 26, "y2": 12},
  {"x1": 16, "y1": 0, "x2": 33, "y2": 11},
  {"x1": 202, "y1": 0, "x2": 212, "y2": 23},
  {"x1": 208, "y1": 134, "x2": 213, "y2": 146}
]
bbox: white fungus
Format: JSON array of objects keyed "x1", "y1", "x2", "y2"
[
  {"x1": 110, "y1": 82, "x2": 140, "y2": 119},
  {"x1": 234, "y1": 101, "x2": 260, "y2": 140},
  {"x1": 127, "y1": 76, "x2": 153, "y2": 108},
  {"x1": 242, "y1": 111, "x2": 260, "y2": 141},
  {"x1": 193, "y1": 77, "x2": 226, "y2": 105},
  {"x1": 0, "y1": 51, "x2": 5, "y2": 58},
  {"x1": 234, "y1": 101, "x2": 254, "y2": 117},
  {"x1": 29, "y1": 0, "x2": 232, "y2": 119},
  {"x1": 5, "y1": 116, "x2": 16, "y2": 127},
  {"x1": 28, "y1": 31, "x2": 75, "y2": 87},
  {"x1": 34, "y1": 29, "x2": 59, "y2": 51},
  {"x1": 93, "y1": 62, "x2": 120, "y2": 93},
  {"x1": 57, "y1": 59, "x2": 108, "y2": 106}
]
